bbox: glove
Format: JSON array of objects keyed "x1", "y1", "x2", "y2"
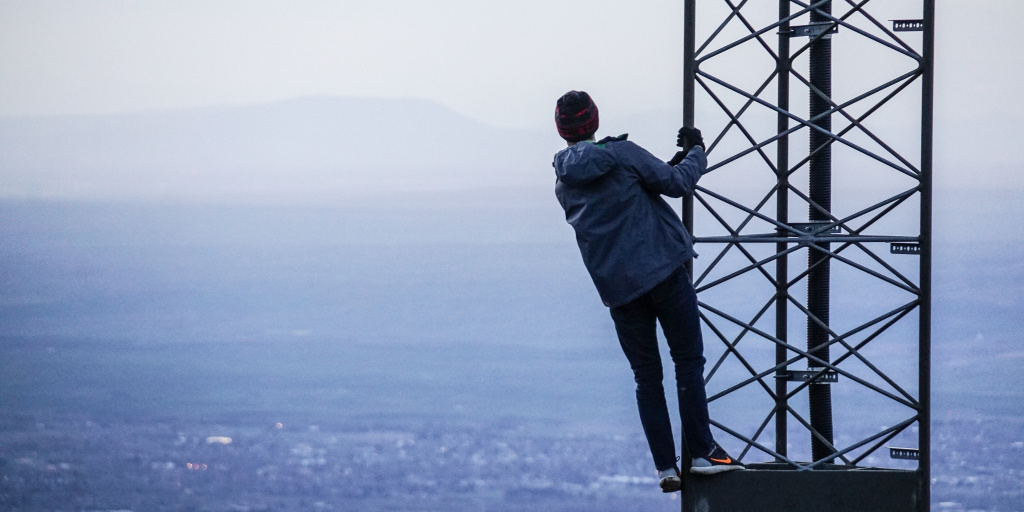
[
  {"x1": 676, "y1": 127, "x2": 705, "y2": 152},
  {"x1": 667, "y1": 150, "x2": 687, "y2": 166}
]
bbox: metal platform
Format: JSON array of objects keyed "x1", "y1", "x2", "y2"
[{"x1": 682, "y1": 464, "x2": 919, "y2": 512}]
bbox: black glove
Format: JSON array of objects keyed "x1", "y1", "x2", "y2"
[
  {"x1": 667, "y1": 150, "x2": 687, "y2": 166},
  {"x1": 676, "y1": 127, "x2": 705, "y2": 152}
]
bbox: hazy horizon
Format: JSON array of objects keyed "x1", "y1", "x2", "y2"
[{"x1": 2, "y1": 2, "x2": 1023, "y2": 510}]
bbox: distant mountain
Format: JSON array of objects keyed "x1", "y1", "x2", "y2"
[
  {"x1": 4, "y1": 95, "x2": 1007, "y2": 205},
  {"x1": 0, "y1": 97, "x2": 558, "y2": 202}
]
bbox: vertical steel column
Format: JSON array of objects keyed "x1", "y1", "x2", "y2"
[
  {"x1": 683, "y1": 0, "x2": 696, "y2": 280},
  {"x1": 681, "y1": 0, "x2": 696, "y2": 469},
  {"x1": 918, "y1": 2, "x2": 935, "y2": 510},
  {"x1": 806, "y1": 0, "x2": 836, "y2": 462},
  {"x1": 774, "y1": 0, "x2": 792, "y2": 461}
]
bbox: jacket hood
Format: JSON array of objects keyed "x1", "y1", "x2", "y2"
[{"x1": 553, "y1": 141, "x2": 617, "y2": 187}]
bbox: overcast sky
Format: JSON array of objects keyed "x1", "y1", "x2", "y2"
[
  {"x1": 0, "y1": 0, "x2": 685, "y2": 127},
  {"x1": 2, "y1": 1, "x2": 1021, "y2": 130}
]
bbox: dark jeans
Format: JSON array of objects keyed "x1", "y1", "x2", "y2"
[{"x1": 609, "y1": 266, "x2": 714, "y2": 471}]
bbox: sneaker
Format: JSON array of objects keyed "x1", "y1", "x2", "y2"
[
  {"x1": 657, "y1": 467, "x2": 682, "y2": 493},
  {"x1": 690, "y1": 444, "x2": 744, "y2": 475}
]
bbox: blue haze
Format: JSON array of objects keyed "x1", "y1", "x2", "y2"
[
  {"x1": 1, "y1": 192, "x2": 1022, "y2": 511},
  {"x1": 1, "y1": 100, "x2": 1022, "y2": 510}
]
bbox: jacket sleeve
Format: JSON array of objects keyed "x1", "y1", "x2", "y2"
[{"x1": 617, "y1": 141, "x2": 707, "y2": 198}]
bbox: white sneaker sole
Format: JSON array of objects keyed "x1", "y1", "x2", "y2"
[{"x1": 659, "y1": 476, "x2": 682, "y2": 492}]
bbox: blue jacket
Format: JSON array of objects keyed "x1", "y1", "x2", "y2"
[{"x1": 554, "y1": 135, "x2": 708, "y2": 308}]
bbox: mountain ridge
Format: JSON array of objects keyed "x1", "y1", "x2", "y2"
[{"x1": 0, "y1": 96, "x2": 559, "y2": 202}]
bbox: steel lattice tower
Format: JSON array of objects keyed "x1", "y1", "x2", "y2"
[{"x1": 680, "y1": 1, "x2": 933, "y2": 511}]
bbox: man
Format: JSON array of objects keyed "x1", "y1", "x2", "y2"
[{"x1": 552, "y1": 90, "x2": 743, "y2": 493}]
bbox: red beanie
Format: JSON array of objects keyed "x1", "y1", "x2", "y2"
[{"x1": 555, "y1": 91, "x2": 599, "y2": 142}]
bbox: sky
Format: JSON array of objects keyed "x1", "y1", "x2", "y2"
[
  {"x1": 2, "y1": 0, "x2": 1023, "y2": 199},
  {"x1": 3, "y1": 1, "x2": 1021, "y2": 131},
  {"x1": 0, "y1": 0, "x2": 687, "y2": 128}
]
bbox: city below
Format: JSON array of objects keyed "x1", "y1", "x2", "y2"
[{"x1": 0, "y1": 414, "x2": 1018, "y2": 511}]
